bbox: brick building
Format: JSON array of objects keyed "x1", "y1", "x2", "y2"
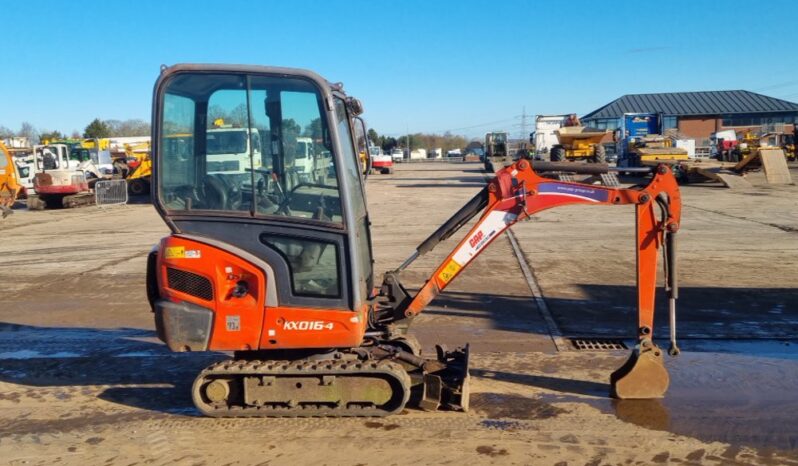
[{"x1": 581, "y1": 90, "x2": 798, "y2": 140}]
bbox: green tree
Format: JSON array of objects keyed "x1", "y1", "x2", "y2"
[
  {"x1": 367, "y1": 128, "x2": 379, "y2": 146},
  {"x1": 39, "y1": 130, "x2": 65, "y2": 142},
  {"x1": 279, "y1": 119, "x2": 300, "y2": 153},
  {"x1": 83, "y1": 118, "x2": 111, "y2": 139},
  {"x1": 0, "y1": 126, "x2": 13, "y2": 139},
  {"x1": 282, "y1": 119, "x2": 301, "y2": 141},
  {"x1": 380, "y1": 136, "x2": 397, "y2": 151},
  {"x1": 398, "y1": 134, "x2": 423, "y2": 151},
  {"x1": 303, "y1": 118, "x2": 322, "y2": 140}
]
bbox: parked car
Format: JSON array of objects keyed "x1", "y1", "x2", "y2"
[{"x1": 390, "y1": 148, "x2": 404, "y2": 162}]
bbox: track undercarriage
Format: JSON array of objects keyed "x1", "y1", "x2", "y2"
[
  {"x1": 191, "y1": 341, "x2": 470, "y2": 417},
  {"x1": 27, "y1": 192, "x2": 96, "y2": 210}
]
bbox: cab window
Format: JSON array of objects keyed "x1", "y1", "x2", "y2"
[{"x1": 158, "y1": 73, "x2": 342, "y2": 224}]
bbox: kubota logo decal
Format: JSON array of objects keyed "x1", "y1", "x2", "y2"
[{"x1": 283, "y1": 321, "x2": 334, "y2": 331}]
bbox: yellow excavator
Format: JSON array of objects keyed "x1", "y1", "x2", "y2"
[
  {"x1": 123, "y1": 141, "x2": 153, "y2": 195},
  {"x1": 1, "y1": 142, "x2": 23, "y2": 218}
]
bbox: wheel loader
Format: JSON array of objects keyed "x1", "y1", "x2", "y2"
[{"x1": 146, "y1": 64, "x2": 683, "y2": 417}]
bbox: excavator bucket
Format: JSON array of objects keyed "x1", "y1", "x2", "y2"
[
  {"x1": 610, "y1": 343, "x2": 669, "y2": 399},
  {"x1": 418, "y1": 344, "x2": 470, "y2": 412}
]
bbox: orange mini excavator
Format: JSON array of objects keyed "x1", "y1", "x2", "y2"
[{"x1": 146, "y1": 64, "x2": 682, "y2": 417}]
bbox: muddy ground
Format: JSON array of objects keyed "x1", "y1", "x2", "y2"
[{"x1": 0, "y1": 162, "x2": 796, "y2": 465}]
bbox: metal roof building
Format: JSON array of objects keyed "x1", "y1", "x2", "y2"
[{"x1": 581, "y1": 90, "x2": 798, "y2": 139}]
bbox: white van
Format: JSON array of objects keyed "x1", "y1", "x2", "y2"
[{"x1": 390, "y1": 148, "x2": 404, "y2": 162}]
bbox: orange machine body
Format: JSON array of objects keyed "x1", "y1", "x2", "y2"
[{"x1": 156, "y1": 235, "x2": 367, "y2": 352}]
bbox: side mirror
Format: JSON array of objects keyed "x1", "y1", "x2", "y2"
[
  {"x1": 346, "y1": 97, "x2": 364, "y2": 116},
  {"x1": 353, "y1": 117, "x2": 371, "y2": 177},
  {"x1": 353, "y1": 117, "x2": 369, "y2": 152}
]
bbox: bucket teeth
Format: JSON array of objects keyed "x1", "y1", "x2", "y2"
[{"x1": 610, "y1": 342, "x2": 669, "y2": 399}]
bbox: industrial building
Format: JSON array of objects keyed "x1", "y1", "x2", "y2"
[{"x1": 581, "y1": 90, "x2": 798, "y2": 141}]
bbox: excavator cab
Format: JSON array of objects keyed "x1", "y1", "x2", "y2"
[{"x1": 151, "y1": 64, "x2": 375, "y2": 338}]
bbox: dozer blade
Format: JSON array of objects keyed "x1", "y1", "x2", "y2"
[
  {"x1": 610, "y1": 342, "x2": 669, "y2": 399},
  {"x1": 419, "y1": 344, "x2": 470, "y2": 412}
]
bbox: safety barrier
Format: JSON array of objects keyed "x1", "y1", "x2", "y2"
[
  {"x1": 95, "y1": 179, "x2": 128, "y2": 206},
  {"x1": 395, "y1": 157, "x2": 468, "y2": 163}
]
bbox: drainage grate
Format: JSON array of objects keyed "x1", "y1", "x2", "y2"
[
  {"x1": 600, "y1": 172, "x2": 621, "y2": 187},
  {"x1": 569, "y1": 338, "x2": 627, "y2": 351}
]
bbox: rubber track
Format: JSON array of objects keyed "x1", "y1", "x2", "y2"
[{"x1": 192, "y1": 358, "x2": 411, "y2": 418}]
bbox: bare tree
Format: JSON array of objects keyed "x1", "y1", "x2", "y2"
[{"x1": 18, "y1": 122, "x2": 40, "y2": 144}]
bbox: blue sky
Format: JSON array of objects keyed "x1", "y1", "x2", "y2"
[{"x1": 2, "y1": 0, "x2": 797, "y2": 139}]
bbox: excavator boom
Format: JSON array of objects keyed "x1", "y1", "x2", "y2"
[{"x1": 378, "y1": 159, "x2": 682, "y2": 399}]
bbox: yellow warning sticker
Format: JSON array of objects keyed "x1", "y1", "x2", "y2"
[
  {"x1": 437, "y1": 259, "x2": 462, "y2": 285},
  {"x1": 165, "y1": 246, "x2": 185, "y2": 259}
]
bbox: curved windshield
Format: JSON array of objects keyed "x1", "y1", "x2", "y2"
[
  {"x1": 158, "y1": 72, "x2": 342, "y2": 224},
  {"x1": 491, "y1": 132, "x2": 507, "y2": 143},
  {"x1": 207, "y1": 130, "x2": 247, "y2": 155}
]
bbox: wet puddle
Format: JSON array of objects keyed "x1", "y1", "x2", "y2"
[
  {"x1": 470, "y1": 392, "x2": 567, "y2": 420},
  {"x1": 543, "y1": 349, "x2": 798, "y2": 453}
]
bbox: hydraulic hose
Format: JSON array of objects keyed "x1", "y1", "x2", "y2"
[{"x1": 394, "y1": 187, "x2": 489, "y2": 272}]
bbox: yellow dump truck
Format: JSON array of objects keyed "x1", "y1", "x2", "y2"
[{"x1": 551, "y1": 126, "x2": 609, "y2": 163}]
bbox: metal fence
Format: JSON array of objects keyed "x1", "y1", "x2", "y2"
[
  {"x1": 395, "y1": 157, "x2": 470, "y2": 164},
  {"x1": 95, "y1": 179, "x2": 128, "y2": 206}
]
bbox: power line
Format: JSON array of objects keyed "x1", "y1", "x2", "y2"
[
  {"x1": 381, "y1": 113, "x2": 531, "y2": 138},
  {"x1": 754, "y1": 80, "x2": 798, "y2": 92},
  {"x1": 429, "y1": 115, "x2": 523, "y2": 134}
]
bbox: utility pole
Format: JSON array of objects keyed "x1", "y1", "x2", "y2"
[
  {"x1": 406, "y1": 124, "x2": 410, "y2": 161},
  {"x1": 520, "y1": 106, "x2": 528, "y2": 152}
]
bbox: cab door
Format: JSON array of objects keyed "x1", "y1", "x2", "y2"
[{"x1": 331, "y1": 98, "x2": 374, "y2": 308}]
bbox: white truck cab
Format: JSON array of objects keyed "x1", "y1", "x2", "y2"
[
  {"x1": 206, "y1": 126, "x2": 262, "y2": 174},
  {"x1": 390, "y1": 148, "x2": 404, "y2": 162},
  {"x1": 293, "y1": 136, "x2": 315, "y2": 178}
]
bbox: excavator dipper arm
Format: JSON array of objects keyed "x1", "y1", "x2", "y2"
[{"x1": 380, "y1": 160, "x2": 682, "y2": 399}]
